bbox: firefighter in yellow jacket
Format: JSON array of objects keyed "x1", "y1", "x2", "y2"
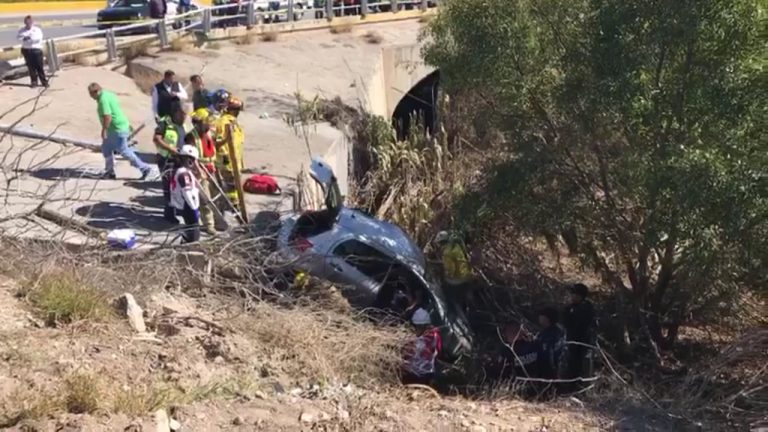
[
  {"x1": 212, "y1": 96, "x2": 245, "y2": 211},
  {"x1": 184, "y1": 108, "x2": 218, "y2": 234}
]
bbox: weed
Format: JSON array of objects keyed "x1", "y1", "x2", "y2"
[
  {"x1": 363, "y1": 31, "x2": 383, "y2": 44},
  {"x1": 63, "y1": 373, "x2": 101, "y2": 414},
  {"x1": 113, "y1": 385, "x2": 176, "y2": 417},
  {"x1": 234, "y1": 32, "x2": 256, "y2": 45},
  {"x1": 27, "y1": 272, "x2": 114, "y2": 326},
  {"x1": 0, "y1": 387, "x2": 61, "y2": 428},
  {"x1": 169, "y1": 37, "x2": 192, "y2": 52},
  {"x1": 260, "y1": 31, "x2": 278, "y2": 42},
  {"x1": 418, "y1": 14, "x2": 433, "y2": 23},
  {"x1": 122, "y1": 41, "x2": 151, "y2": 61},
  {"x1": 330, "y1": 23, "x2": 354, "y2": 34}
]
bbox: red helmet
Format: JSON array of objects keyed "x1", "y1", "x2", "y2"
[{"x1": 227, "y1": 96, "x2": 244, "y2": 111}]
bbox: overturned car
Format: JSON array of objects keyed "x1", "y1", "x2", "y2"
[{"x1": 270, "y1": 158, "x2": 474, "y2": 360}]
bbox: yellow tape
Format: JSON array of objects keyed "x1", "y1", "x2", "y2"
[{"x1": 0, "y1": 1, "x2": 104, "y2": 14}]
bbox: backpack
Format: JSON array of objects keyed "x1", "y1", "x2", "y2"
[{"x1": 244, "y1": 174, "x2": 281, "y2": 195}]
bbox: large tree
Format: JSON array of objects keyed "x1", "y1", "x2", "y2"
[{"x1": 424, "y1": 0, "x2": 766, "y2": 356}]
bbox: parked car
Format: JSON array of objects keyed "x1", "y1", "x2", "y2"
[
  {"x1": 253, "y1": 0, "x2": 310, "y2": 22},
  {"x1": 96, "y1": 0, "x2": 198, "y2": 30},
  {"x1": 272, "y1": 157, "x2": 475, "y2": 360}
]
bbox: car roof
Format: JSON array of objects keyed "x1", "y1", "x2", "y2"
[{"x1": 334, "y1": 208, "x2": 427, "y2": 273}]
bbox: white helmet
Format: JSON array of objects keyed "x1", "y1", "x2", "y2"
[
  {"x1": 411, "y1": 308, "x2": 431, "y2": 326},
  {"x1": 434, "y1": 231, "x2": 449, "y2": 244},
  {"x1": 177, "y1": 145, "x2": 199, "y2": 160}
]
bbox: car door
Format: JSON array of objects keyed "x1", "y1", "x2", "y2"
[{"x1": 325, "y1": 238, "x2": 394, "y2": 307}]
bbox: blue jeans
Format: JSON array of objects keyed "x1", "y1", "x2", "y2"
[{"x1": 102, "y1": 130, "x2": 150, "y2": 174}]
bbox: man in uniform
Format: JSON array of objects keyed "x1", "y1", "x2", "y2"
[
  {"x1": 184, "y1": 108, "x2": 218, "y2": 234},
  {"x1": 213, "y1": 96, "x2": 245, "y2": 213}
]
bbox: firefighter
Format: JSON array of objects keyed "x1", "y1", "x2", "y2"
[
  {"x1": 213, "y1": 96, "x2": 245, "y2": 212},
  {"x1": 153, "y1": 104, "x2": 187, "y2": 223},
  {"x1": 184, "y1": 108, "x2": 218, "y2": 234}
]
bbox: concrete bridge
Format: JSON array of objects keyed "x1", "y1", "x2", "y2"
[{"x1": 0, "y1": 17, "x2": 436, "y2": 246}]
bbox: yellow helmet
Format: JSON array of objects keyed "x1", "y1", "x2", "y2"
[{"x1": 191, "y1": 108, "x2": 210, "y2": 123}]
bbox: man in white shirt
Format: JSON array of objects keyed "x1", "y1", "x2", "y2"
[
  {"x1": 151, "y1": 70, "x2": 188, "y2": 120},
  {"x1": 17, "y1": 15, "x2": 48, "y2": 88}
]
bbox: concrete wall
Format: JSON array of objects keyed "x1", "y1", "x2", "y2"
[{"x1": 366, "y1": 43, "x2": 436, "y2": 119}]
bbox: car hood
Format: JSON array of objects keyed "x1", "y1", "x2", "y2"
[
  {"x1": 336, "y1": 207, "x2": 427, "y2": 274},
  {"x1": 99, "y1": 7, "x2": 143, "y2": 15}
]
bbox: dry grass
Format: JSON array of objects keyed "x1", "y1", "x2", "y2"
[
  {"x1": 112, "y1": 385, "x2": 176, "y2": 417},
  {"x1": 259, "y1": 31, "x2": 279, "y2": 42},
  {"x1": 241, "y1": 301, "x2": 407, "y2": 387},
  {"x1": 234, "y1": 32, "x2": 256, "y2": 45},
  {"x1": 0, "y1": 386, "x2": 62, "y2": 428},
  {"x1": 169, "y1": 37, "x2": 193, "y2": 52},
  {"x1": 122, "y1": 41, "x2": 152, "y2": 61},
  {"x1": 363, "y1": 31, "x2": 383, "y2": 44},
  {"x1": 25, "y1": 271, "x2": 114, "y2": 326},
  {"x1": 64, "y1": 373, "x2": 102, "y2": 414},
  {"x1": 329, "y1": 23, "x2": 354, "y2": 34},
  {"x1": 418, "y1": 14, "x2": 434, "y2": 23}
]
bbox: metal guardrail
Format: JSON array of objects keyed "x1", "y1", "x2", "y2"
[{"x1": 1, "y1": 0, "x2": 438, "y2": 76}]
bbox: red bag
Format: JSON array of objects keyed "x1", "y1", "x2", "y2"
[{"x1": 244, "y1": 174, "x2": 281, "y2": 195}]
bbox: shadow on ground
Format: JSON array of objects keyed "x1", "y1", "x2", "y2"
[{"x1": 75, "y1": 201, "x2": 172, "y2": 231}]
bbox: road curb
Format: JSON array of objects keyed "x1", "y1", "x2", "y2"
[{"x1": 0, "y1": 1, "x2": 104, "y2": 14}]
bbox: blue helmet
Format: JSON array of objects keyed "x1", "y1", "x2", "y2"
[{"x1": 212, "y1": 88, "x2": 230, "y2": 106}]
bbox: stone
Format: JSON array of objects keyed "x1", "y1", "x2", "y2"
[
  {"x1": 168, "y1": 419, "x2": 181, "y2": 431},
  {"x1": 338, "y1": 409, "x2": 350, "y2": 421},
  {"x1": 299, "y1": 412, "x2": 315, "y2": 424},
  {"x1": 254, "y1": 390, "x2": 268, "y2": 400},
  {"x1": 232, "y1": 416, "x2": 244, "y2": 426},
  {"x1": 154, "y1": 409, "x2": 171, "y2": 432},
  {"x1": 121, "y1": 293, "x2": 147, "y2": 333},
  {"x1": 437, "y1": 410, "x2": 450, "y2": 418},
  {"x1": 470, "y1": 426, "x2": 487, "y2": 432}
]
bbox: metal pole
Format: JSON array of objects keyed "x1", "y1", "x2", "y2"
[
  {"x1": 246, "y1": 1, "x2": 255, "y2": 27},
  {"x1": 325, "y1": 0, "x2": 333, "y2": 21},
  {"x1": 361, "y1": 0, "x2": 368, "y2": 17},
  {"x1": 105, "y1": 29, "x2": 117, "y2": 62},
  {"x1": 420, "y1": 0, "x2": 427, "y2": 11},
  {"x1": 287, "y1": 0, "x2": 294, "y2": 22},
  {"x1": 157, "y1": 19, "x2": 169, "y2": 48},
  {"x1": 390, "y1": 0, "x2": 398, "y2": 13},
  {"x1": 45, "y1": 39, "x2": 58, "y2": 73},
  {"x1": 203, "y1": 8, "x2": 212, "y2": 34}
]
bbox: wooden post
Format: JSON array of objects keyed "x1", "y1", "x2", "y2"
[{"x1": 226, "y1": 123, "x2": 249, "y2": 224}]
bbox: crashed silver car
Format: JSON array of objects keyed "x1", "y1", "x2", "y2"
[{"x1": 274, "y1": 158, "x2": 474, "y2": 359}]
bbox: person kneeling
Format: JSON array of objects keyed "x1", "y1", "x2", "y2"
[
  {"x1": 170, "y1": 145, "x2": 202, "y2": 243},
  {"x1": 401, "y1": 308, "x2": 442, "y2": 387}
]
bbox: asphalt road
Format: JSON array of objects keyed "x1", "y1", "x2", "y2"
[{"x1": 0, "y1": 12, "x2": 97, "y2": 47}]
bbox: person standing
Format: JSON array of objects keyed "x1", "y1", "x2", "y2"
[
  {"x1": 88, "y1": 83, "x2": 155, "y2": 180},
  {"x1": 153, "y1": 104, "x2": 187, "y2": 223},
  {"x1": 190, "y1": 75, "x2": 212, "y2": 111},
  {"x1": 151, "y1": 70, "x2": 187, "y2": 120},
  {"x1": 184, "y1": 108, "x2": 218, "y2": 234},
  {"x1": 563, "y1": 283, "x2": 596, "y2": 387},
  {"x1": 212, "y1": 96, "x2": 244, "y2": 212},
  {"x1": 17, "y1": 16, "x2": 48, "y2": 88},
  {"x1": 534, "y1": 307, "x2": 565, "y2": 381},
  {"x1": 170, "y1": 145, "x2": 202, "y2": 243}
]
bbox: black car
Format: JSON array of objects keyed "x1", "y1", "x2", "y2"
[{"x1": 97, "y1": 0, "x2": 197, "y2": 31}]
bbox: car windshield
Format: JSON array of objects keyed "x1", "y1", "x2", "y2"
[{"x1": 111, "y1": 0, "x2": 146, "y2": 8}]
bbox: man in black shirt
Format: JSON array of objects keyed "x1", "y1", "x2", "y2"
[
  {"x1": 152, "y1": 70, "x2": 188, "y2": 120},
  {"x1": 535, "y1": 307, "x2": 565, "y2": 380},
  {"x1": 563, "y1": 283, "x2": 596, "y2": 387}
]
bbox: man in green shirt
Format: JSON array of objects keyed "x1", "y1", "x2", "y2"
[{"x1": 88, "y1": 82, "x2": 156, "y2": 180}]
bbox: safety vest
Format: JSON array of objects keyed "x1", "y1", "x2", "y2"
[
  {"x1": 442, "y1": 242, "x2": 472, "y2": 285},
  {"x1": 156, "y1": 117, "x2": 182, "y2": 158},
  {"x1": 213, "y1": 114, "x2": 244, "y2": 171},
  {"x1": 189, "y1": 128, "x2": 216, "y2": 167}
]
